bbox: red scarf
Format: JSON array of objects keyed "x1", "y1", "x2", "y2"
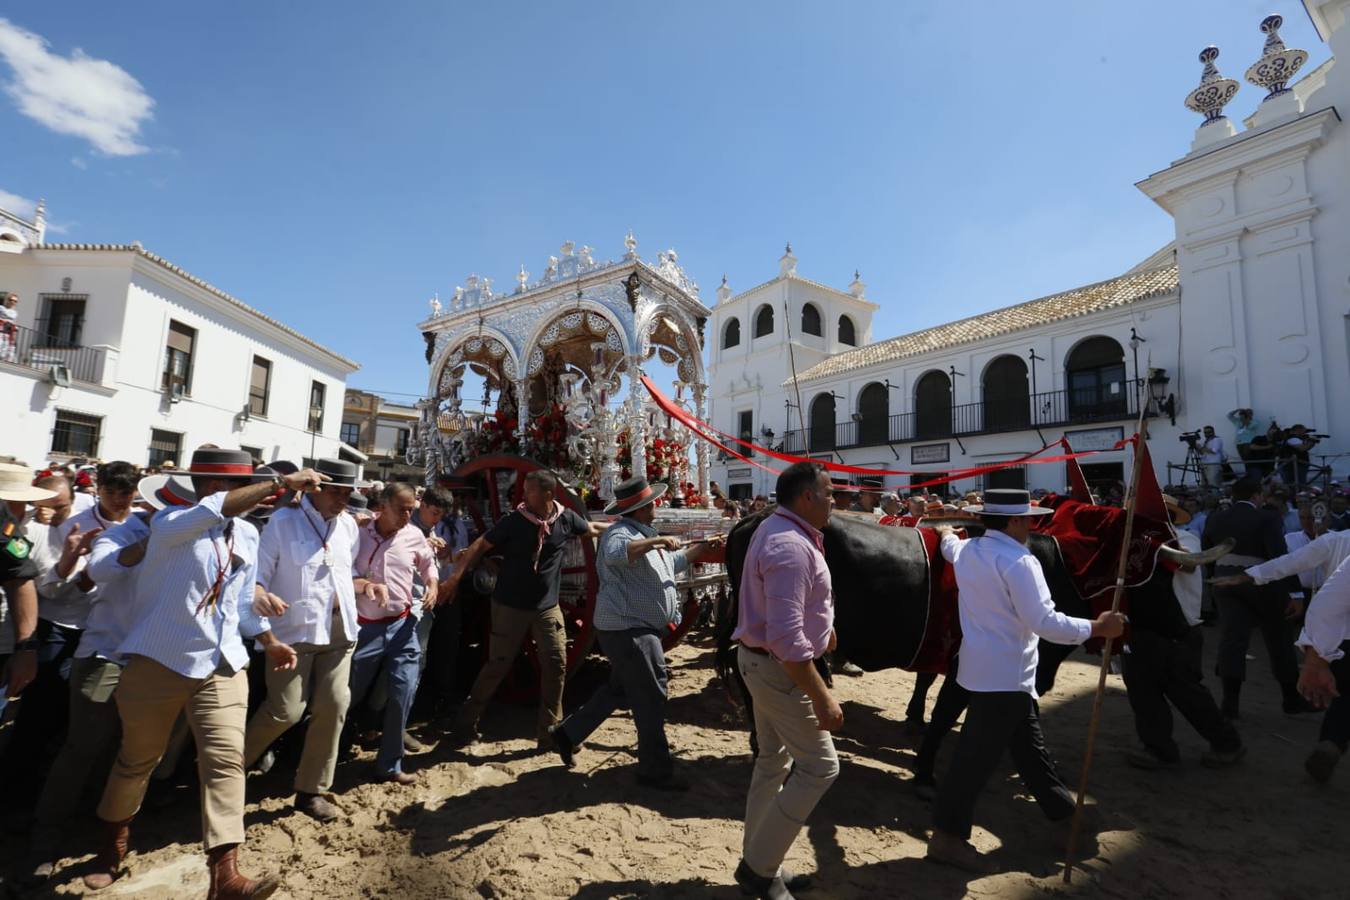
[{"x1": 516, "y1": 500, "x2": 564, "y2": 573}]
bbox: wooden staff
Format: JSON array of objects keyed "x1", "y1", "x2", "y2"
[{"x1": 1062, "y1": 413, "x2": 1149, "y2": 883}]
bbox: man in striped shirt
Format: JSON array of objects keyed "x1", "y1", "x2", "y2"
[
  {"x1": 84, "y1": 448, "x2": 320, "y2": 898},
  {"x1": 547, "y1": 477, "x2": 723, "y2": 789}
]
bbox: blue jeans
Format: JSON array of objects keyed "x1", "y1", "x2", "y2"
[{"x1": 348, "y1": 616, "x2": 420, "y2": 776}]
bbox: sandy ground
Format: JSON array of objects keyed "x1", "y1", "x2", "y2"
[{"x1": 9, "y1": 626, "x2": 1346, "y2": 900}]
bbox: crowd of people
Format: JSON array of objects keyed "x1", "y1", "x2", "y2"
[{"x1": 0, "y1": 436, "x2": 1346, "y2": 898}]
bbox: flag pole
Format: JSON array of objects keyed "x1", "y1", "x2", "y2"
[{"x1": 1061, "y1": 403, "x2": 1150, "y2": 883}]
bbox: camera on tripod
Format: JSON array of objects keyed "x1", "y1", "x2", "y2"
[{"x1": 1178, "y1": 431, "x2": 1202, "y2": 446}]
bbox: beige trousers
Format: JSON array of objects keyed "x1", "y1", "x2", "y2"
[
  {"x1": 458, "y1": 601, "x2": 567, "y2": 743},
  {"x1": 737, "y1": 646, "x2": 839, "y2": 879},
  {"x1": 243, "y1": 612, "x2": 355, "y2": 794},
  {"x1": 98, "y1": 655, "x2": 249, "y2": 850}
]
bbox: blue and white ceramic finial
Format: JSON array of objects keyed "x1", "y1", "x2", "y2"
[
  {"x1": 1245, "y1": 14, "x2": 1308, "y2": 99},
  {"x1": 1184, "y1": 46, "x2": 1240, "y2": 126}
]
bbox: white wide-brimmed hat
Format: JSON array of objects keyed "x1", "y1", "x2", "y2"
[
  {"x1": 964, "y1": 488, "x2": 1054, "y2": 517},
  {"x1": 0, "y1": 463, "x2": 56, "y2": 502}
]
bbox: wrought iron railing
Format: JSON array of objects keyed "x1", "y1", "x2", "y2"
[
  {"x1": 0, "y1": 320, "x2": 104, "y2": 384},
  {"x1": 781, "y1": 387, "x2": 1143, "y2": 454}
]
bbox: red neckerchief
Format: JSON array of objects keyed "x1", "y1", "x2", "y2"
[
  {"x1": 516, "y1": 501, "x2": 564, "y2": 573},
  {"x1": 195, "y1": 520, "x2": 235, "y2": 617}
]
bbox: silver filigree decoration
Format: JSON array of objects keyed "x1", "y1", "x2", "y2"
[
  {"x1": 675, "y1": 334, "x2": 688, "y2": 352},
  {"x1": 678, "y1": 357, "x2": 695, "y2": 382},
  {"x1": 486, "y1": 339, "x2": 506, "y2": 359},
  {"x1": 540, "y1": 322, "x2": 561, "y2": 347},
  {"x1": 1185, "y1": 46, "x2": 1240, "y2": 126},
  {"x1": 606, "y1": 329, "x2": 623, "y2": 353},
  {"x1": 587, "y1": 313, "x2": 610, "y2": 335},
  {"x1": 527, "y1": 347, "x2": 545, "y2": 376},
  {"x1": 658, "y1": 347, "x2": 678, "y2": 365},
  {"x1": 561, "y1": 312, "x2": 583, "y2": 332},
  {"x1": 503, "y1": 357, "x2": 517, "y2": 379}
]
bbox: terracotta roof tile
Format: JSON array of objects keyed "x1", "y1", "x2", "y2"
[
  {"x1": 787, "y1": 264, "x2": 1178, "y2": 384},
  {"x1": 33, "y1": 243, "x2": 359, "y2": 370}
]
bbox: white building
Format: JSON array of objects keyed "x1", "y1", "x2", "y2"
[
  {"x1": 709, "y1": 3, "x2": 1349, "y2": 501},
  {"x1": 0, "y1": 214, "x2": 360, "y2": 469}
]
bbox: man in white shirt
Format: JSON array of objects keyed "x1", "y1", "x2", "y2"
[
  {"x1": 926, "y1": 490, "x2": 1124, "y2": 875},
  {"x1": 1281, "y1": 508, "x2": 1328, "y2": 593},
  {"x1": 1295, "y1": 553, "x2": 1350, "y2": 783},
  {"x1": 243, "y1": 459, "x2": 361, "y2": 822},
  {"x1": 1214, "y1": 526, "x2": 1350, "y2": 599},
  {"x1": 1120, "y1": 498, "x2": 1243, "y2": 772},
  {"x1": 1200, "y1": 425, "x2": 1225, "y2": 489}
]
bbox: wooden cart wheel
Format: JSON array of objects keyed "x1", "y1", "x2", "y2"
[{"x1": 453, "y1": 454, "x2": 598, "y2": 704}]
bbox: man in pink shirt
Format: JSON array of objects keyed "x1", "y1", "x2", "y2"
[
  {"x1": 349, "y1": 483, "x2": 438, "y2": 784},
  {"x1": 732, "y1": 461, "x2": 841, "y2": 900}
]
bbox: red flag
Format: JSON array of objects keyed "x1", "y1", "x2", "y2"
[
  {"x1": 1062, "y1": 438, "x2": 1094, "y2": 503},
  {"x1": 1132, "y1": 437, "x2": 1169, "y2": 525}
]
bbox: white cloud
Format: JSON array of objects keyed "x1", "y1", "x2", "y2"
[
  {"x1": 0, "y1": 18, "x2": 154, "y2": 156},
  {"x1": 0, "y1": 188, "x2": 36, "y2": 217},
  {"x1": 70, "y1": 156, "x2": 87, "y2": 169}
]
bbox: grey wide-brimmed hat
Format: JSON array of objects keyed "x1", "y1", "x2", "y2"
[
  {"x1": 604, "y1": 476, "x2": 667, "y2": 516},
  {"x1": 137, "y1": 474, "x2": 199, "y2": 511}
]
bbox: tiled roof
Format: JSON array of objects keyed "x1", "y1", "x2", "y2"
[
  {"x1": 33, "y1": 243, "x2": 359, "y2": 370},
  {"x1": 787, "y1": 264, "x2": 1178, "y2": 384}
]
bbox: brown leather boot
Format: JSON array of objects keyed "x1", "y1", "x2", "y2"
[
  {"x1": 206, "y1": 844, "x2": 280, "y2": 900},
  {"x1": 82, "y1": 817, "x2": 132, "y2": 891}
]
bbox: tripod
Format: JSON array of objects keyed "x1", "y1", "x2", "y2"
[{"x1": 1170, "y1": 441, "x2": 1206, "y2": 490}]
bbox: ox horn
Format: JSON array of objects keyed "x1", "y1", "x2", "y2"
[{"x1": 1157, "y1": 537, "x2": 1235, "y2": 567}]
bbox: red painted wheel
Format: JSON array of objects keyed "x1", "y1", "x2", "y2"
[{"x1": 453, "y1": 454, "x2": 598, "y2": 704}]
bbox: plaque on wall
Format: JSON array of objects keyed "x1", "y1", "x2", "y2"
[
  {"x1": 911, "y1": 443, "x2": 950, "y2": 464},
  {"x1": 1063, "y1": 426, "x2": 1125, "y2": 452},
  {"x1": 727, "y1": 467, "x2": 752, "y2": 479}
]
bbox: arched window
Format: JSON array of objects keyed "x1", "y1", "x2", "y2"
[
  {"x1": 1065, "y1": 336, "x2": 1127, "y2": 420},
  {"x1": 722, "y1": 317, "x2": 741, "y2": 349},
  {"x1": 754, "y1": 305, "x2": 774, "y2": 338},
  {"x1": 838, "y1": 315, "x2": 857, "y2": 346},
  {"x1": 982, "y1": 355, "x2": 1030, "y2": 432},
  {"x1": 914, "y1": 370, "x2": 952, "y2": 439},
  {"x1": 809, "y1": 392, "x2": 837, "y2": 452},
  {"x1": 858, "y1": 382, "x2": 889, "y2": 445},
  {"x1": 801, "y1": 303, "x2": 822, "y2": 337}
]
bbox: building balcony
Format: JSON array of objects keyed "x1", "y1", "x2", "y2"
[
  {"x1": 0, "y1": 321, "x2": 108, "y2": 386},
  {"x1": 780, "y1": 386, "x2": 1144, "y2": 455}
]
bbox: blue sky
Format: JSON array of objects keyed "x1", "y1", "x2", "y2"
[{"x1": 0, "y1": 1, "x2": 1329, "y2": 400}]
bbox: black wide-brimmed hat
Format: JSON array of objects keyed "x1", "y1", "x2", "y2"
[
  {"x1": 178, "y1": 448, "x2": 271, "y2": 480},
  {"x1": 965, "y1": 488, "x2": 1053, "y2": 517},
  {"x1": 346, "y1": 491, "x2": 369, "y2": 513},
  {"x1": 315, "y1": 458, "x2": 359, "y2": 488},
  {"x1": 604, "y1": 476, "x2": 667, "y2": 516}
]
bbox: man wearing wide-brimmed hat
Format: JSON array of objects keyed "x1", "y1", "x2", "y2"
[
  {"x1": 84, "y1": 448, "x2": 323, "y2": 898},
  {"x1": 546, "y1": 477, "x2": 724, "y2": 789},
  {"x1": 243, "y1": 458, "x2": 363, "y2": 822},
  {"x1": 0, "y1": 463, "x2": 53, "y2": 701},
  {"x1": 23, "y1": 470, "x2": 195, "y2": 885},
  {"x1": 926, "y1": 489, "x2": 1125, "y2": 874}
]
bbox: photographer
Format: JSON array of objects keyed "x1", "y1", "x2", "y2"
[{"x1": 1280, "y1": 424, "x2": 1321, "y2": 488}]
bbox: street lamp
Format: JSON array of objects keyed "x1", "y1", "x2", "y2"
[{"x1": 1147, "y1": 368, "x2": 1176, "y2": 425}]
